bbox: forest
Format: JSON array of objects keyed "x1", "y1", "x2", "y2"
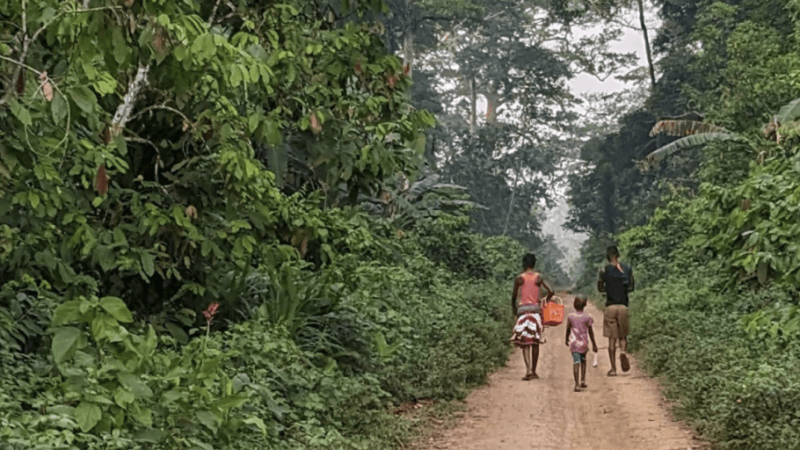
[
  {"x1": 1, "y1": 0, "x2": 799, "y2": 449},
  {"x1": 568, "y1": 0, "x2": 800, "y2": 449}
]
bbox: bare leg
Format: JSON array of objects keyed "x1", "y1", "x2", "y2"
[
  {"x1": 573, "y1": 362, "x2": 580, "y2": 391},
  {"x1": 580, "y1": 360, "x2": 587, "y2": 387},
  {"x1": 522, "y1": 346, "x2": 531, "y2": 377},
  {"x1": 531, "y1": 344, "x2": 540, "y2": 378},
  {"x1": 607, "y1": 337, "x2": 618, "y2": 376},
  {"x1": 619, "y1": 337, "x2": 630, "y2": 372}
]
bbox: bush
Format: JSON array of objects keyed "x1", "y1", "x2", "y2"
[
  {"x1": 623, "y1": 214, "x2": 800, "y2": 450},
  {"x1": 0, "y1": 216, "x2": 517, "y2": 449}
]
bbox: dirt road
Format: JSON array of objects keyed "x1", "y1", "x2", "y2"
[{"x1": 425, "y1": 297, "x2": 705, "y2": 450}]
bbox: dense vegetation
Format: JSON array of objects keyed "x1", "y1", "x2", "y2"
[
  {"x1": 568, "y1": 0, "x2": 800, "y2": 449},
  {"x1": 18, "y1": 0, "x2": 800, "y2": 448},
  {"x1": 0, "y1": 1, "x2": 569, "y2": 448}
]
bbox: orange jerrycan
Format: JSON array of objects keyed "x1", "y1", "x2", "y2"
[{"x1": 542, "y1": 296, "x2": 564, "y2": 326}]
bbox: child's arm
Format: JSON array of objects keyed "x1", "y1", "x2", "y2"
[
  {"x1": 511, "y1": 276, "x2": 523, "y2": 316},
  {"x1": 588, "y1": 326, "x2": 598, "y2": 353},
  {"x1": 565, "y1": 318, "x2": 571, "y2": 347}
]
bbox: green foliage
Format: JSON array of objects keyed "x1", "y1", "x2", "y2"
[
  {"x1": 567, "y1": 110, "x2": 669, "y2": 236},
  {"x1": 0, "y1": 214, "x2": 517, "y2": 449},
  {"x1": 628, "y1": 263, "x2": 800, "y2": 450},
  {"x1": 0, "y1": 1, "x2": 524, "y2": 449},
  {"x1": 569, "y1": 2, "x2": 800, "y2": 449},
  {"x1": 643, "y1": 131, "x2": 748, "y2": 169}
]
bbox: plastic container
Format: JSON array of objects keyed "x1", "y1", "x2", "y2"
[{"x1": 542, "y1": 296, "x2": 564, "y2": 326}]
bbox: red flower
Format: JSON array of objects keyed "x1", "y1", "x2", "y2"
[{"x1": 203, "y1": 302, "x2": 220, "y2": 324}]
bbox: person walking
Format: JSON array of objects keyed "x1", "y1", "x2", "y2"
[
  {"x1": 511, "y1": 253, "x2": 555, "y2": 380},
  {"x1": 565, "y1": 294, "x2": 598, "y2": 391},
  {"x1": 597, "y1": 246, "x2": 634, "y2": 377}
]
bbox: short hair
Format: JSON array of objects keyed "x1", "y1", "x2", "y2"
[
  {"x1": 574, "y1": 294, "x2": 588, "y2": 310},
  {"x1": 606, "y1": 246, "x2": 620, "y2": 261},
  {"x1": 522, "y1": 253, "x2": 536, "y2": 269}
]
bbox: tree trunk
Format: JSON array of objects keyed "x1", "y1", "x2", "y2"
[
  {"x1": 485, "y1": 90, "x2": 502, "y2": 125},
  {"x1": 111, "y1": 65, "x2": 150, "y2": 137},
  {"x1": 636, "y1": 0, "x2": 656, "y2": 88},
  {"x1": 469, "y1": 77, "x2": 477, "y2": 134},
  {"x1": 503, "y1": 169, "x2": 520, "y2": 235},
  {"x1": 403, "y1": 27, "x2": 414, "y2": 78},
  {"x1": 601, "y1": 165, "x2": 616, "y2": 234}
]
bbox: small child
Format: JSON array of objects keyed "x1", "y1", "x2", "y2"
[{"x1": 565, "y1": 294, "x2": 598, "y2": 392}]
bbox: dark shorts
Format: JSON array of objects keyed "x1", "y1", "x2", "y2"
[{"x1": 572, "y1": 351, "x2": 587, "y2": 364}]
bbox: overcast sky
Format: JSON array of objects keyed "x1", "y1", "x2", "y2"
[
  {"x1": 568, "y1": 14, "x2": 657, "y2": 99},
  {"x1": 542, "y1": 9, "x2": 661, "y2": 271}
]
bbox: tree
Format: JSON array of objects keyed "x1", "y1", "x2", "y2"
[
  {"x1": 0, "y1": 0, "x2": 430, "y2": 317},
  {"x1": 554, "y1": 0, "x2": 658, "y2": 89},
  {"x1": 400, "y1": 1, "x2": 635, "y2": 256}
]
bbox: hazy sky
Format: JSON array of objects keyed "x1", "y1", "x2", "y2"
[
  {"x1": 542, "y1": 10, "x2": 661, "y2": 271},
  {"x1": 568, "y1": 18, "x2": 655, "y2": 99}
]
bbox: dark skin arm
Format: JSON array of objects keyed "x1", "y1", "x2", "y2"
[
  {"x1": 565, "y1": 318, "x2": 571, "y2": 347},
  {"x1": 511, "y1": 276, "x2": 523, "y2": 316},
  {"x1": 627, "y1": 269, "x2": 635, "y2": 293},
  {"x1": 538, "y1": 275, "x2": 555, "y2": 303},
  {"x1": 597, "y1": 268, "x2": 606, "y2": 293}
]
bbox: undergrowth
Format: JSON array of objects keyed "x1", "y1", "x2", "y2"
[
  {"x1": 0, "y1": 216, "x2": 518, "y2": 449},
  {"x1": 620, "y1": 187, "x2": 800, "y2": 450}
]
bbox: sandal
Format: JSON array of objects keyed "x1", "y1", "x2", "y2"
[{"x1": 620, "y1": 353, "x2": 630, "y2": 372}]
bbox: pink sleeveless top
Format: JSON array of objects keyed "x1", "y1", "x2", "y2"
[{"x1": 518, "y1": 272, "x2": 541, "y2": 306}]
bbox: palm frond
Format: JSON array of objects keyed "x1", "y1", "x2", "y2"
[
  {"x1": 777, "y1": 97, "x2": 800, "y2": 124},
  {"x1": 643, "y1": 132, "x2": 744, "y2": 169},
  {"x1": 442, "y1": 199, "x2": 488, "y2": 210},
  {"x1": 407, "y1": 174, "x2": 441, "y2": 198},
  {"x1": 407, "y1": 176, "x2": 466, "y2": 200},
  {"x1": 649, "y1": 120, "x2": 729, "y2": 137}
]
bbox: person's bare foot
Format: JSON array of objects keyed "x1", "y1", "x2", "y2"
[
  {"x1": 581, "y1": 382, "x2": 588, "y2": 388},
  {"x1": 574, "y1": 385, "x2": 581, "y2": 392},
  {"x1": 607, "y1": 369, "x2": 617, "y2": 377},
  {"x1": 620, "y1": 353, "x2": 630, "y2": 372},
  {"x1": 522, "y1": 373, "x2": 533, "y2": 381},
  {"x1": 530, "y1": 373, "x2": 539, "y2": 379}
]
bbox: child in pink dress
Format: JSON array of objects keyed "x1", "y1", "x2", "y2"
[{"x1": 565, "y1": 294, "x2": 598, "y2": 392}]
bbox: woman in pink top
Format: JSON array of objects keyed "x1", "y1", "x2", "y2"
[{"x1": 511, "y1": 253, "x2": 555, "y2": 380}]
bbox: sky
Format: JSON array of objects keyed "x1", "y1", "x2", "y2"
[
  {"x1": 568, "y1": 11, "x2": 658, "y2": 99},
  {"x1": 540, "y1": 8, "x2": 661, "y2": 274}
]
